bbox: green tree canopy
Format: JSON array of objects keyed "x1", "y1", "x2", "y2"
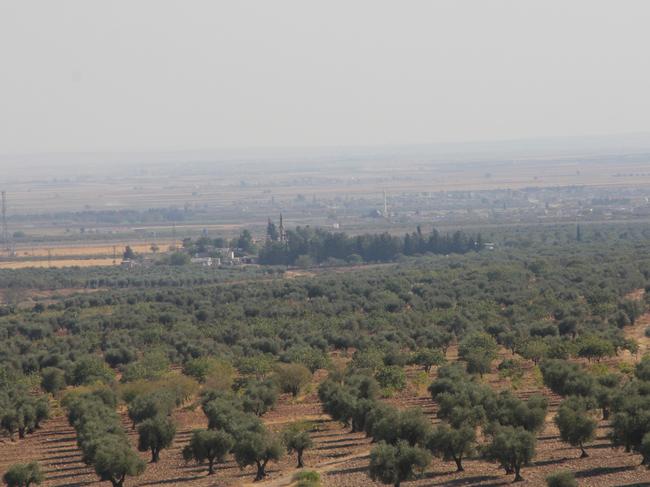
[
  {"x1": 93, "y1": 437, "x2": 146, "y2": 487},
  {"x1": 555, "y1": 397, "x2": 597, "y2": 458},
  {"x1": 484, "y1": 426, "x2": 536, "y2": 482},
  {"x1": 459, "y1": 332, "x2": 498, "y2": 377},
  {"x1": 233, "y1": 429, "x2": 284, "y2": 481},
  {"x1": 2, "y1": 462, "x2": 44, "y2": 487},
  {"x1": 426, "y1": 424, "x2": 475, "y2": 472},
  {"x1": 273, "y1": 363, "x2": 311, "y2": 397},
  {"x1": 282, "y1": 422, "x2": 314, "y2": 468},
  {"x1": 182, "y1": 429, "x2": 234, "y2": 475},
  {"x1": 368, "y1": 440, "x2": 430, "y2": 487},
  {"x1": 137, "y1": 416, "x2": 176, "y2": 462}
]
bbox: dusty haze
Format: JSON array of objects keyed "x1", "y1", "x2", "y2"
[{"x1": 1, "y1": 0, "x2": 650, "y2": 156}]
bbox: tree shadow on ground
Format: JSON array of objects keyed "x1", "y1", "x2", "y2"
[
  {"x1": 418, "y1": 474, "x2": 505, "y2": 487},
  {"x1": 534, "y1": 457, "x2": 573, "y2": 466},
  {"x1": 139, "y1": 476, "x2": 204, "y2": 486},
  {"x1": 326, "y1": 464, "x2": 369, "y2": 476},
  {"x1": 575, "y1": 465, "x2": 636, "y2": 478},
  {"x1": 315, "y1": 441, "x2": 364, "y2": 451}
]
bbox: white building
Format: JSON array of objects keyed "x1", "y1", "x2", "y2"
[{"x1": 190, "y1": 257, "x2": 216, "y2": 267}]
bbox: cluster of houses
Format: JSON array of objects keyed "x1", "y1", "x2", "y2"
[
  {"x1": 189, "y1": 249, "x2": 258, "y2": 267},
  {"x1": 121, "y1": 248, "x2": 256, "y2": 269}
]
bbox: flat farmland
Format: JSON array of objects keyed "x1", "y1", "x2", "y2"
[
  {"x1": 0, "y1": 242, "x2": 174, "y2": 268},
  {"x1": 3, "y1": 156, "x2": 650, "y2": 216},
  {"x1": 0, "y1": 258, "x2": 116, "y2": 269}
]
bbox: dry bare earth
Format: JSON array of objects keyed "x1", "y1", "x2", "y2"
[
  {"x1": 3, "y1": 317, "x2": 650, "y2": 486},
  {"x1": 0, "y1": 242, "x2": 173, "y2": 269}
]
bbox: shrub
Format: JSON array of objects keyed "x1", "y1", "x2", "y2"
[
  {"x1": 292, "y1": 470, "x2": 321, "y2": 487},
  {"x1": 546, "y1": 471, "x2": 578, "y2": 487}
]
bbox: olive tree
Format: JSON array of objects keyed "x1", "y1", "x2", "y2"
[
  {"x1": 540, "y1": 360, "x2": 595, "y2": 397},
  {"x1": 375, "y1": 366, "x2": 407, "y2": 391},
  {"x1": 40, "y1": 367, "x2": 66, "y2": 394},
  {"x1": 640, "y1": 432, "x2": 650, "y2": 467},
  {"x1": 93, "y1": 437, "x2": 146, "y2": 487},
  {"x1": 366, "y1": 406, "x2": 432, "y2": 448},
  {"x1": 282, "y1": 422, "x2": 314, "y2": 468},
  {"x1": 576, "y1": 335, "x2": 615, "y2": 362},
  {"x1": 127, "y1": 391, "x2": 174, "y2": 429},
  {"x1": 182, "y1": 357, "x2": 234, "y2": 385},
  {"x1": 492, "y1": 391, "x2": 548, "y2": 433},
  {"x1": 410, "y1": 348, "x2": 445, "y2": 373},
  {"x1": 233, "y1": 429, "x2": 284, "y2": 481},
  {"x1": 484, "y1": 426, "x2": 536, "y2": 482},
  {"x1": 182, "y1": 429, "x2": 234, "y2": 475},
  {"x1": 458, "y1": 332, "x2": 498, "y2": 377},
  {"x1": 242, "y1": 379, "x2": 279, "y2": 416},
  {"x1": 594, "y1": 373, "x2": 620, "y2": 420},
  {"x1": 426, "y1": 424, "x2": 475, "y2": 472},
  {"x1": 137, "y1": 416, "x2": 176, "y2": 462},
  {"x1": 555, "y1": 397, "x2": 597, "y2": 458},
  {"x1": 609, "y1": 391, "x2": 650, "y2": 459},
  {"x1": 2, "y1": 462, "x2": 43, "y2": 487},
  {"x1": 368, "y1": 440, "x2": 430, "y2": 487}
]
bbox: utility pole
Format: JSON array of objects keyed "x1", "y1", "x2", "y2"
[{"x1": 1, "y1": 191, "x2": 8, "y2": 251}]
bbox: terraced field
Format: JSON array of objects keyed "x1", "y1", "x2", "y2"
[{"x1": 2, "y1": 331, "x2": 649, "y2": 487}]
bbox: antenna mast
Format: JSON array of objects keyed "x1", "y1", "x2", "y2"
[{"x1": 383, "y1": 190, "x2": 388, "y2": 217}]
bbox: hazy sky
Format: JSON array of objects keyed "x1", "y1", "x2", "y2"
[{"x1": 1, "y1": 1, "x2": 649, "y2": 154}]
